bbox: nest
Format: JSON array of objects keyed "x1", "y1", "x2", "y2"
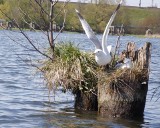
[
  {"x1": 98, "y1": 68, "x2": 149, "y2": 101},
  {"x1": 41, "y1": 42, "x2": 150, "y2": 99}
]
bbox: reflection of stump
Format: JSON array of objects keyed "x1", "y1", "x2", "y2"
[{"x1": 98, "y1": 42, "x2": 151, "y2": 118}]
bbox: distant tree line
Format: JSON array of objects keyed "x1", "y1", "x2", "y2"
[
  {"x1": 0, "y1": 0, "x2": 160, "y2": 34},
  {"x1": 0, "y1": 0, "x2": 3, "y2": 4}
]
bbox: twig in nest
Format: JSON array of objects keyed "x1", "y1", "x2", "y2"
[{"x1": 111, "y1": 24, "x2": 124, "y2": 67}]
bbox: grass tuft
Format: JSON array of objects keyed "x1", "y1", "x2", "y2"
[{"x1": 41, "y1": 42, "x2": 99, "y2": 94}]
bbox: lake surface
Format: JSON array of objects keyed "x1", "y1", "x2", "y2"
[{"x1": 0, "y1": 30, "x2": 160, "y2": 128}]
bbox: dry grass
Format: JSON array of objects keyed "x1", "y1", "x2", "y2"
[
  {"x1": 41, "y1": 42, "x2": 100, "y2": 94},
  {"x1": 99, "y1": 68, "x2": 148, "y2": 101},
  {"x1": 41, "y1": 42, "x2": 149, "y2": 98}
]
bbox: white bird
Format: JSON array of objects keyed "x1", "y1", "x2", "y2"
[
  {"x1": 75, "y1": 0, "x2": 123, "y2": 66},
  {"x1": 115, "y1": 58, "x2": 132, "y2": 69},
  {"x1": 122, "y1": 58, "x2": 132, "y2": 69}
]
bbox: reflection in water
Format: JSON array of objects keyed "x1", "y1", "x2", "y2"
[
  {"x1": 0, "y1": 30, "x2": 160, "y2": 127},
  {"x1": 42, "y1": 107, "x2": 145, "y2": 128}
]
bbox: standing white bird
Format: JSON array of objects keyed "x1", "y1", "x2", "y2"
[{"x1": 75, "y1": 0, "x2": 123, "y2": 66}]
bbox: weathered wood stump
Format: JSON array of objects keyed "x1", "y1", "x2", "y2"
[{"x1": 98, "y1": 42, "x2": 151, "y2": 118}]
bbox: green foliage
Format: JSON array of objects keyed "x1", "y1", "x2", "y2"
[
  {"x1": 41, "y1": 42, "x2": 99, "y2": 94},
  {"x1": 0, "y1": 0, "x2": 4, "y2": 4},
  {"x1": 1, "y1": 1, "x2": 160, "y2": 34},
  {"x1": 123, "y1": 7, "x2": 160, "y2": 34}
]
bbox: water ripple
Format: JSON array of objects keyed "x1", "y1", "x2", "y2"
[{"x1": 0, "y1": 30, "x2": 160, "y2": 127}]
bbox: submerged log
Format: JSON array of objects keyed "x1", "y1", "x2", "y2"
[{"x1": 98, "y1": 42, "x2": 151, "y2": 118}]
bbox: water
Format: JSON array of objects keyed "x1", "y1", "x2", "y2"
[{"x1": 0, "y1": 30, "x2": 160, "y2": 128}]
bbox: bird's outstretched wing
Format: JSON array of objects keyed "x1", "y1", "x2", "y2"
[
  {"x1": 102, "y1": 0, "x2": 123, "y2": 53},
  {"x1": 75, "y1": 9, "x2": 102, "y2": 50}
]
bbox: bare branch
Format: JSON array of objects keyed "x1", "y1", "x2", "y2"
[
  {"x1": 28, "y1": 1, "x2": 50, "y2": 31},
  {"x1": 16, "y1": 51, "x2": 44, "y2": 73},
  {"x1": 48, "y1": 1, "x2": 55, "y2": 57},
  {"x1": 54, "y1": 10, "x2": 67, "y2": 40},
  {"x1": 52, "y1": 0, "x2": 59, "y2": 6},
  {"x1": 3, "y1": 31, "x2": 32, "y2": 51},
  {"x1": 19, "y1": 29, "x2": 53, "y2": 61},
  {"x1": 53, "y1": 0, "x2": 69, "y2": 22},
  {"x1": 18, "y1": 7, "x2": 47, "y2": 35},
  {"x1": 34, "y1": 0, "x2": 50, "y2": 17},
  {"x1": 115, "y1": 24, "x2": 124, "y2": 54},
  {"x1": 1, "y1": 0, "x2": 69, "y2": 61},
  {"x1": 112, "y1": 24, "x2": 124, "y2": 66},
  {"x1": 0, "y1": 9, "x2": 53, "y2": 61}
]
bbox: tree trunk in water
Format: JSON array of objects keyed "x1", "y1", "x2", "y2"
[
  {"x1": 98, "y1": 42, "x2": 151, "y2": 118},
  {"x1": 74, "y1": 90, "x2": 98, "y2": 111}
]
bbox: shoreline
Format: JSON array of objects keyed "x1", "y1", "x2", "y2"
[{"x1": 1, "y1": 28, "x2": 160, "y2": 38}]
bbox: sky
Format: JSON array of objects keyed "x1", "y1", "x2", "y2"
[
  {"x1": 74, "y1": 0, "x2": 160, "y2": 8},
  {"x1": 70, "y1": 0, "x2": 160, "y2": 8},
  {"x1": 126, "y1": 0, "x2": 160, "y2": 8}
]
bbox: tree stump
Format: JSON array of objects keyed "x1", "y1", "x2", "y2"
[
  {"x1": 74, "y1": 90, "x2": 98, "y2": 111},
  {"x1": 98, "y1": 42, "x2": 151, "y2": 118}
]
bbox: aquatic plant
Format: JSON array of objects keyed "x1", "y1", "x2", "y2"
[{"x1": 41, "y1": 42, "x2": 100, "y2": 94}]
